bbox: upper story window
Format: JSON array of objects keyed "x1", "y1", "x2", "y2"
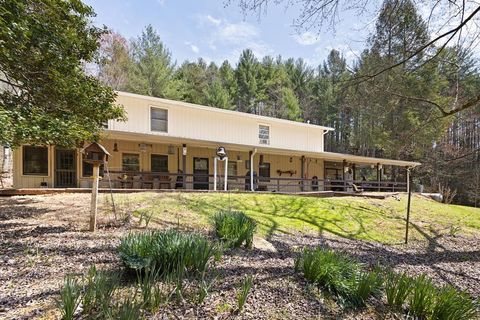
[
  {"x1": 23, "y1": 146, "x2": 48, "y2": 176},
  {"x1": 151, "y1": 107, "x2": 168, "y2": 132},
  {"x1": 259, "y1": 124, "x2": 270, "y2": 145}
]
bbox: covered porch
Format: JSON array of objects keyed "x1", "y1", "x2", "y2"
[{"x1": 12, "y1": 131, "x2": 418, "y2": 193}]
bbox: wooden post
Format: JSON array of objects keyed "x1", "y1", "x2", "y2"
[
  {"x1": 90, "y1": 164, "x2": 100, "y2": 232},
  {"x1": 300, "y1": 156, "x2": 305, "y2": 192},
  {"x1": 377, "y1": 163, "x2": 381, "y2": 192},
  {"x1": 182, "y1": 144, "x2": 187, "y2": 189},
  {"x1": 405, "y1": 168, "x2": 411, "y2": 244},
  {"x1": 342, "y1": 160, "x2": 346, "y2": 191}
]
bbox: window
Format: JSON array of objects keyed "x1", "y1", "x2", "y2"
[
  {"x1": 23, "y1": 146, "x2": 48, "y2": 175},
  {"x1": 151, "y1": 154, "x2": 168, "y2": 172},
  {"x1": 259, "y1": 162, "x2": 270, "y2": 182},
  {"x1": 151, "y1": 107, "x2": 168, "y2": 132},
  {"x1": 259, "y1": 124, "x2": 270, "y2": 145},
  {"x1": 82, "y1": 155, "x2": 104, "y2": 177},
  {"x1": 228, "y1": 161, "x2": 237, "y2": 177},
  {"x1": 122, "y1": 153, "x2": 140, "y2": 172}
]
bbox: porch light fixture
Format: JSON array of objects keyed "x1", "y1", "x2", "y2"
[
  {"x1": 167, "y1": 144, "x2": 175, "y2": 155},
  {"x1": 289, "y1": 157, "x2": 293, "y2": 163},
  {"x1": 139, "y1": 143, "x2": 147, "y2": 152},
  {"x1": 113, "y1": 142, "x2": 118, "y2": 152},
  {"x1": 182, "y1": 144, "x2": 187, "y2": 156}
]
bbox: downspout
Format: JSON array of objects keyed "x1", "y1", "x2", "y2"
[{"x1": 250, "y1": 148, "x2": 257, "y2": 192}]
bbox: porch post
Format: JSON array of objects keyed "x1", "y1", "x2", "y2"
[
  {"x1": 213, "y1": 157, "x2": 218, "y2": 191},
  {"x1": 224, "y1": 157, "x2": 228, "y2": 191},
  {"x1": 377, "y1": 163, "x2": 381, "y2": 192},
  {"x1": 250, "y1": 149, "x2": 257, "y2": 191},
  {"x1": 342, "y1": 160, "x2": 346, "y2": 191},
  {"x1": 300, "y1": 156, "x2": 305, "y2": 192},
  {"x1": 182, "y1": 144, "x2": 186, "y2": 189}
]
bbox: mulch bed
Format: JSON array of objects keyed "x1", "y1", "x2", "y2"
[{"x1": 0, "y1": 194, "x2": 479, "y2": 319}]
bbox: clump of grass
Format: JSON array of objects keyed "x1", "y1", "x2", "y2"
[
  {"x1": 237, "y1": 275, "x2": 253, "y2": 312},
  {"x1": 294, "y1": 247, "x2": 361, "y2": 297},
  {"x1": 137, "y1": 265, "x2": 164, "y2": 313},
  {"x1": 113, "y1": 291, "x2": 142, "y2": 320},
  {"x1": 345, "y1": 268, "x2": 383, "y2": 308},
  {"x1": 82, "y1": 265, "x2": 119, "y2": 317},
  {"x1": 385, "y1": 271, "x2": 413, "y2": 310},
  {"x1": 212, "y1": 210, "x2": 257, "y2": 248},
  {"x1": 57, "y1": 275, "x2": 82, "y2": 320},
  {"x1": 431, "y1": 285, "x2": 478, "y2": 320},
  {"x1": 118, "y1": 229, "x2": 220, "y2": 277},
  {"x1": 408, "y1": 275, "x2": 436, "y2": 319}
]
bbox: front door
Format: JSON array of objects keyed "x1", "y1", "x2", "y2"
[
  {"x1": 193, "y1": 157, "x2": 209, "y2": 190},
  {"x1": 55, "y1": 149, "x2": 77, "y2": 187}
]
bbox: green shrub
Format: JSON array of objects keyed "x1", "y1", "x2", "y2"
[
  {"x1": 385, "y1": 271, "x2": 413, "y2": 310},
  {"x1": 431, "y1": 285, "x2": 477, "y2": 320},
  {"x1": 118, "y1": 229, "x2": 220, "y2": 277},
  {"x1": 137, "y1": 266, "x2": 163, "y2": 312},
  {"x1": 237, "y1": 275, "x2": 253, "y2": 312},
  {"x1": 408, "y1": 275, "x2": 436, "y2": 319},
  {"x1": 57, "y1": 275, "x2": 82, "y2": 320},
  {"x1": 212, "y1": 211, "x2": 257, "y2": 248},
  {"x1": 294, "y1": 247, "x2": 361, "y2": 297}
]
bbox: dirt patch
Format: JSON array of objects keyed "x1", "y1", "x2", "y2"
[{"x1": 0, "y1": 194, "x2": 479, "y2": 319}]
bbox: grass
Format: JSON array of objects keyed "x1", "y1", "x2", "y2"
[
  {"x1": 57, "y1": 275, "x2": 82, "y2": 320},
  {"x1": 212, "y1": 210, "x2": 257, "y2": 248},
  {"x1": 110, "y1": 192, "x2": 480, "y2": 243},
  {"x1": 118, "y1": 229, "x2": 220, "y2": 276},
  {"x1": 237, "y1": 275, "x2": 253, "y2": 312},
  {"x1": 294, "y1": 247, "x2": 362, "y2": 299}
]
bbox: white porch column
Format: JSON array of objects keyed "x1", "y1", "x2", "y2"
[
  {"x1": 214, "y1": 157, "x2": 218, "y2": 191},
  {"x1": 224, "y1": 157, "x2": 228, "y2": 191}
]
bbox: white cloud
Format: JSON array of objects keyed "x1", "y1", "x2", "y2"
[
  {"x1": 156, "y1": 0, "x2": 165, "y2": 6},
  {"x1": 196, "y1": 14, "x2": 273, "y2": 63},
  {"x1": 185, "y1": 42, "x2": 200, "y2": 54},
  {"x1": 206, "y1": 15, "x2": 221, "y2": 26},
  {"x1": 292, "y1": 31, "x2": 320, "y2": 46},
  {"x1": 217, "y1": 22, "x2": 259, "y2": 43},
  {"x1": 197, "y1": 14, "x2": 222, "y2": 26}
]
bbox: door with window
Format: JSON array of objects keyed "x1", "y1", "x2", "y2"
[
  {"x1": 193, "y1": 157, "x2": 209, "y2": 190},
  {"x1": 55, "y1": 149, "x2": 77, "y2": 187}
]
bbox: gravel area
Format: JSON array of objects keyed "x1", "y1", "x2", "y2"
[{"x1": 0, "y1": 194, "x2": 479, "y2": 319}]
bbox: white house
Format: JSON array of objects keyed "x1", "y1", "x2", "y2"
[{"x1": 12, "y1": 91, "x2": 420, "y2": 192}]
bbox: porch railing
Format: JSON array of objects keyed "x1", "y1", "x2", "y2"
[{"x1": 96, "y1": 171, "x2": 407, "y2": 193}]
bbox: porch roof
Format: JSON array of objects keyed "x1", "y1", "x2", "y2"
[{"x1": 104, "y1": 130, "x2": 421, "y2": 168}]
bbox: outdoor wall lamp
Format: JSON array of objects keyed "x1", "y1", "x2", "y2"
[
  {"x1": 113, "y1": 142, "x2": 118, "y2": 152},
  {"x1": 167, "y1": 144, "x2": 175, "y2": 155}
]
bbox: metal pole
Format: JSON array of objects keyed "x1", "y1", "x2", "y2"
[
  {"x1": 213, "y1": 157, "x2": 217, "y2": 191},
  {"x1": 224, "y1": 157, "x2": 228, "y2": 191},
  {"x1": 405, "y1": 168, "x2": 411, "y2": 244}
]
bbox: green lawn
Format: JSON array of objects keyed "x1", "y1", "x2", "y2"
[{"x1": 110, "y1": 192, "x2": 480, "y2": 244}]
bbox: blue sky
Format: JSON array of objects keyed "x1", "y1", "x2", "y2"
[{"x1": 84, "y1": 0, "x2": 379, "y2": 67}]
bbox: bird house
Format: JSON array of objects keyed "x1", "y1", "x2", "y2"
[{"x1": 81, "y1": 142, "x2": 110, "y2": 165}]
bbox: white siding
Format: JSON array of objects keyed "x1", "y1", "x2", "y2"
[{"x1": 109, "y1": 93, "x2": 327, "y2": 153}]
